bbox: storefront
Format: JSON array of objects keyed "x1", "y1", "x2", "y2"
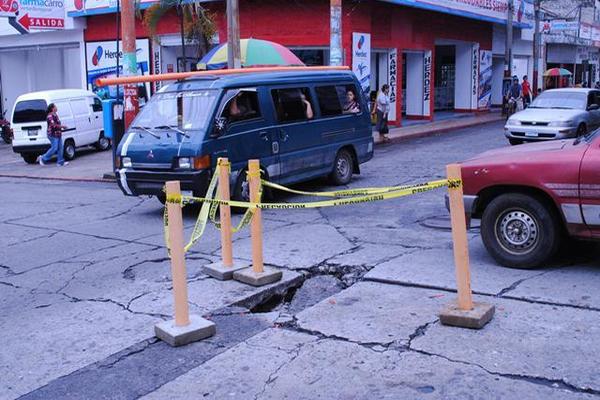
[
  {"x1": 0, "y1": 5, "x2": 85, "y2": 116},
  {"x1": 68, "y1": 0, "x2": 531, "y2": 126}
]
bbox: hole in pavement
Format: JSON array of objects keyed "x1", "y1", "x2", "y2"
[
  {"x1": 250, "y1": 274, "x2": 345, "y2": 315},
  {"x1": 420, "y1": 215, "x2": 480, "y2": 230}
]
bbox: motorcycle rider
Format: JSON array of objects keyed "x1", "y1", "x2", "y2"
[{"x1": 505, "y1": 75, "x2": 523, "y2": 117}]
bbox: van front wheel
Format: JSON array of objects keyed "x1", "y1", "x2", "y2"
[
  {"x1": 330, "y1": 149, "x2": 353, "y2": 185},
  {"x1": 22, "y1": 154, "x2": 39, "y2": 164},
  {"x1": 95, "y1": 134, "x2": 111, "y2": 151}
]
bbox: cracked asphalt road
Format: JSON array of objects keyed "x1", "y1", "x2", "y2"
[{"x1": 1, "y1": 121, "x2": 600, "y2": 399}]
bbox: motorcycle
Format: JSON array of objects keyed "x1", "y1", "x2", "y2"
[{"x1": 1, "y1": 110, "x2": 13, "y2": 144}]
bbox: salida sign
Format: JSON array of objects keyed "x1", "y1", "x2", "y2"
[{"x1": 1, "y1": 0, "x2": 65, "y2": 33}]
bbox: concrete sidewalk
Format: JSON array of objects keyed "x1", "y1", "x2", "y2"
[{"x1": 374, "y1": 111, "x2": 504, "y2": 144}]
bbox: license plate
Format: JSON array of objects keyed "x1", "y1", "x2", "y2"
[
  {"x1": 27, "y1": 129, "x2": 39, "y2": 137},
  {"x1": 525, "y1": 132, "x2": 538, "y2": 137}
]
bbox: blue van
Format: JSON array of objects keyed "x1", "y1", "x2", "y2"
[{"x1": 116, "y1": 69, "x2": 374, "y2": 203}]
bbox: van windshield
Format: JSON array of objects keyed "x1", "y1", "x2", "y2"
[
  {"x1": 132, "y1": 90, "x2": 217, "y2": 131},
  {"x1": 13, "y1": 100, "x2": 48, "y2": 124}
]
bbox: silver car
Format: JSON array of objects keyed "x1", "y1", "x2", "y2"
[{"x1": 504, "y1": 88, "x2": 600, "y2": 145}]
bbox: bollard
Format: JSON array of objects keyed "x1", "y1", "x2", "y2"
[
  {"x1": 438, "y1": 164, "x2": 495, "y2": 329},
  {"x1": 155, "y1": 181, "x2": 216, "y2": 346},
  {"x1": 233, "y1": 160, "x2": 282, "y2": 286},
  {"x1": 202, "y1": 158, "x2": 249, "y2": 280}
]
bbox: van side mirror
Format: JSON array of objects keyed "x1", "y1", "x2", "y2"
[
  {"x1": 212, "y1": 117, "x2": 227, "y2": 137},
  {"x1": 588, "y1": 104, "x2": 600, "y2": 111}
]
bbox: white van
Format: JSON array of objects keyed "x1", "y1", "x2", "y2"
[{"x1": 11, "y1": 89, "x2": 110, "y2": 164}]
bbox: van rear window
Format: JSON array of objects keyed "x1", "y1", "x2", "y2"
[{"x1": 13, "y1": 100, "x2": 48, "y2": 124}]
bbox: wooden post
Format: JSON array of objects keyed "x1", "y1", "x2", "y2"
[
  {"x1": 165, "y1": 181, "x2": 191, "y2": 326},
  {"x1": 446, "y1": 164, "x2": 474, "y2": 311},
  {"x1": 218, "y1": 158, "x2": 234, "y2": 268},
  {"x1": 248, "y1": 160, "x2": 264, "y2": 273}
]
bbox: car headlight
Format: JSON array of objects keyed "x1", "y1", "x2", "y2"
[
  {"x1": 507, "y1": 118, "x2": 521, "y2": 125},
  {"x1": 548, "y1": 120, "x2": 574, "y2": 127},
  {"x1": 177, "y1": 157, "x2": 192, "y2": 169},
  {"x1": 122, "y1": 157, "x2": 132, "y2": 168}
]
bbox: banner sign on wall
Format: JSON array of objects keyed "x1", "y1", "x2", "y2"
[
  {"x1": 152, "y1": 43, "x2": 162, "y2": 94},
  {"x1": 423, "y1": 50, "x2": 432, "y2": 117},
  {"x1": 471, "y1": 43, "x2": 480, "y2": 110},
  {"x1": 1, "y1": 0, "x2": 66, "y2": 32},
  {"x1": 85, "y1": 39, "x2": 151, "y2": 104},
  {"x1": 352, "y1": 32, "x2": 371, "y2": 96},
  {"x1": 388, "y1": 48, "x2": 398, "y2": 122},
  {"x1": 385, "y1": 0, "x2": 532, "y2": 27},
  {"x1": 478, "y1": 50, "x2": 492, "y2": 110}
]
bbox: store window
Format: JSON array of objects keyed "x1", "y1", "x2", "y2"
[
  {"x1": 271, "y1": 88, "x2": 314, "y2": 122},
  {"x1": 315, "y1": 85, "x2": 361, "y2": 116},
  {"x1": 290, "y1": 49, "x2": 329, "y2": 66}
]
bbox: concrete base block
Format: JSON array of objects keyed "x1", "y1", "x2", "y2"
[
  {"x1": 155, "y1": 315, "x2": 216, "y2": 347},
  {"x1": 439, "y1": 301, "x2": 495, "y2": 329},
  {"x1": 202, "y1": 261, "x2": 250, "y2": 280},
  {"x1": 233, "y1": 267, "x2": 283, "y2": 287}
]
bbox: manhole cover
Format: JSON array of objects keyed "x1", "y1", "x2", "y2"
[{"x1": 421, "y1": 215, "x2": 480, "y2": 230}]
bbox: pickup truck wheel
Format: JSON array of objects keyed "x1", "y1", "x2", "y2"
[
  {"x1": 508, "y1": 138, "x2": 523, "y2": 145},
  {"x1": 481, "y1": 193, "x2": 561, "y2": 269},
  {"x1": 329, "y1": 148, "x2": 353, "y2": 185},
  {"x1": 576, "y1": 123, "x2": 587, "y2": 137}
]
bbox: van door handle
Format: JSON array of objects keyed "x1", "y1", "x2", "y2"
[
  {"x1": 278, "y1": 129, "x2": 288, "y2": 142},
  {"x1": 259, "y1": 131, "x2": 269, "y2": 141}
]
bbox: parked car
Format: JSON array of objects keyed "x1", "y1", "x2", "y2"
[
  {"x1": 116, "y1": 69, "x2": 374, "y2": 204},
  {"x1": 504, "y1": 88, "x2": 600, "y2": 145},
  {"x1": 11, "y1": 89, "x2": 110, "y2": 164},
  {"x1": 458, "y1": 130, "x2": 600, "y2": 268}
]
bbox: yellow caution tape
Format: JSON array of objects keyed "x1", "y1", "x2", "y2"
[
  {"x1": 262, "y1": 179, "x2": 431, "y2": 197},
  {"x1": 174, "y1": 178, "x2": 460, "y2": 210}
]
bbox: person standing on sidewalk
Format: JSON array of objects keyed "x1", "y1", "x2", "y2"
[
  {"x1": 372, "y1": 84, "x2": 390, "y2": 142},
  {"x1": 38, "y1": 103, "x2": 69, "y2": 166},
  {"x1": 522, "y1": 75, "x2": 532, "y2": 107}
]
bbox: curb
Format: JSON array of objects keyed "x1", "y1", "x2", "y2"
[
  {"x1": 0, "y1": 173, "x2": 113, "y2": 184},
  {"x1": 374, "y1": 116, "x2": 504, "y2": 145}
]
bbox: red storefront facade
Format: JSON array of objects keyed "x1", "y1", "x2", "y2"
[{"x1": 77, "y1": 0, "x2": 493, "y2": 126}]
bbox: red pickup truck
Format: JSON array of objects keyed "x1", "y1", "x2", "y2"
[{"x1": 460, "y1": 130, "x2": 600, "y2": 268}]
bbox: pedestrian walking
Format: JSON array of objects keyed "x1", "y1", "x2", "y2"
[
  {"x1": 372, "y1": 84, "x2": 390, "y2": 142},
  {"x1": 522, "y1": 75, "x2": 531, "y2": 107},
  {"x1": 38, "y1": 103, "x2": 69, "y2": 166}
]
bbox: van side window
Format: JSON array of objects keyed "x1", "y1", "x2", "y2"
[
  {"x1": 221, "y1": 90, "x2": 261, "y2": 124},
  {"x1": 271, "y1": 88, "x2": 314, "y2": 122},
  {"x1": 92, "y1": 98, "x2": 103, "y2": 112},
  {"x1": 316, "y1": 85, "x2": 361, "y2": 117}
]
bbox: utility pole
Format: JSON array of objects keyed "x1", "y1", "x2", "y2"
[
  {"x1": 329, "y1": 0, "x2": 342, "y2": 66},
  {"x1": 179, "y1": 3, "x2": 186, "y2": 72},
  {"x1": 533, "y1": 0, "x2": 541, "y2": 96},
  {"x1": 120, "y1": 0, "x2": 138, "y2": 128},
  {"x1": 226, "y1": 0, "x2": 241, "y2": 69},
  {"x1": 505, "y1": 0, "x2": 514, "y2": 78}
]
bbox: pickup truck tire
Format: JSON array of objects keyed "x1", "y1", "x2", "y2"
[
  {"x1": 508, "y1": 138, "x2": 523, "y2": 145},
  {"x1": 576, "y1": 123, "x2": 587, "y2": 137},
  {"x1": 481, "y1": 193, "x2": 561, "y2": 269}
]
